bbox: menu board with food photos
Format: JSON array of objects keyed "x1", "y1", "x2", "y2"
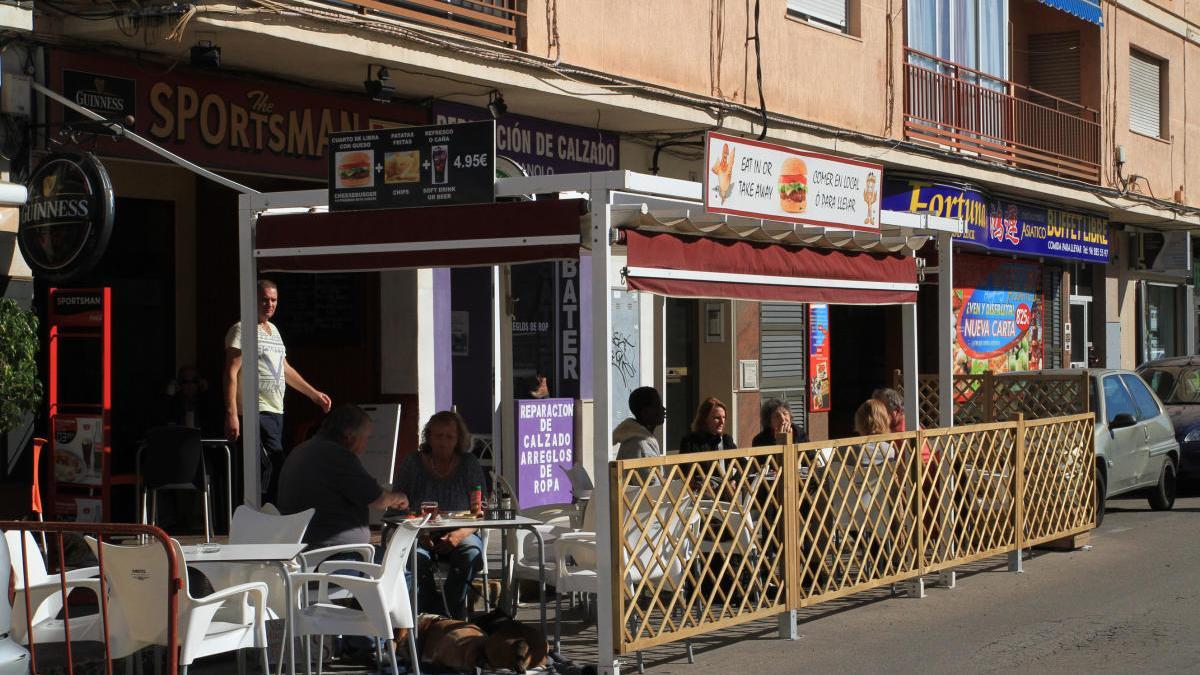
[{"x1": 327, "y1": 121, "x2": 496, "y2": 211}]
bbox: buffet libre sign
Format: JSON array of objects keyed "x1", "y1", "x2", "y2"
[{"x1": 704, "y1": 131, "x2": 883, "y2": 232}]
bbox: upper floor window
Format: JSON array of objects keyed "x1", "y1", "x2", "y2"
[
  {"x1": 907, "y1": 0, "x2": 1008, "y2": 81},
  {"x1": 787, "y1": 0, "x2": 849, "y2": 34},
  {"x1": 1129, "y1": 49, "x2": 1167, "y2": 139}
]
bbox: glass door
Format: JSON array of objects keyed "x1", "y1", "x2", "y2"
[{"x1": 1068, "y1": 296, "x2": 1090, "y2": 368}]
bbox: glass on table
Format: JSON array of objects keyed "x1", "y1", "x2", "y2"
[{"x1": 421, "y1": 501, "x2": 439, "y2": 519}]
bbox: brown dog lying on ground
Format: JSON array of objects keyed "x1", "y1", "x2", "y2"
[
  {"x1": 397, "y1": 609, "x2": 549, "y2": 672},
  {"x1": 472, "y1": 608, "x2": 549, "y2": 672}
]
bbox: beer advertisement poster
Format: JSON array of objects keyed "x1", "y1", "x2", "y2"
[{"x1": 808, "y1": 304, "x2": 831, "y2": 413}]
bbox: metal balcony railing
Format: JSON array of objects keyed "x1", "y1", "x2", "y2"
[
  {"x1": 903, "y1": 48, "x2": 1101, "y2": 183},
  {"x1": 329, "y1": 0, "x2": 524, "y2": 47}
]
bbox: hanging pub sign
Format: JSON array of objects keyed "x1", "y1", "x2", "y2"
[
  {"x1": 882, "y1": 177, "x2": 1110, "y2": 264},
  {"x1": 808, "y1": 304, "x2": 831, "y2": 413},
  {"x1": 515, "y1": 398, "x2": 575, "y2": 508},
  {"x1": 953, "y1": 254, "x2": 1044, "y2": 377},
  {"x1": 327, "y1": 120, "x2": 496, "y2": 211},
  {"x1": 704, "y1": 131, "x2": 883, "y2": 232},
  {"x1": 17, "y1": 153, "x2": 115, "y2": 282}
]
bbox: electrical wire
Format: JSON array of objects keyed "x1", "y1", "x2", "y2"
[{"x1": 751, "y1": 0, "x2": 767, "y2": 140}]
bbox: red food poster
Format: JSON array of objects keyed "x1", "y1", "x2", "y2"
[{"x1": 809, "y1": 304, "x2": 831, "y2": 412}]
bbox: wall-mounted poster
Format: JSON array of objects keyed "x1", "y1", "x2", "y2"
[
  {"x1": 953, "y1": 255, "x2": 1044, "y2": 376},
  {"x1": 808, "y1": 304, "x2": 831, "y2": 412}
]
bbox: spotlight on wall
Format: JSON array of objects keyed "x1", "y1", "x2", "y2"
[
  {"x1": 190, "y1": 40, "x2": 221, "y2": 69},
  {"x1": 487, "y1": 91, "x2": 507, "y2": 119},
  {"x1": 364, "y1": 65, "x2": 395, "y2": 103}
]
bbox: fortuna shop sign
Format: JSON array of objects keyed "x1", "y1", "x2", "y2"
[
  {"x1": 882, "y1": 177, "x2": 1110, "y2": 264},
  {"x1": 704, "y1": 131, "x2": 883, "y2": 232},
  {"x1": 49, "y1": 50, "x2": 426, "y2": 179},
  {"x1": 17, "y1": 153, "x2": 115, "y2": 282}
]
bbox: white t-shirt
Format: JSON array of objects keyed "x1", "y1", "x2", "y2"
[{"x1": 226, "y1": 321, "x2": 287, "y2": 414}]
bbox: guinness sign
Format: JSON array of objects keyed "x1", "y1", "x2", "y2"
[{"x1": 17, "y1": 153, "x2": 115, "y2": 281}]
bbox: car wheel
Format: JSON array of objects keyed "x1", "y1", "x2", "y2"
[
  {"x1": 1148, "y1": 457, "x2": 1177, "y2": 511},
  {"x1": 1094, "y1": 465, "x2": 1106, "y2": 528}
]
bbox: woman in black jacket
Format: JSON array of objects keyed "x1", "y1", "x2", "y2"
[
  {"x1": 679, "y1": 397, "x2": 737, "y2": 454},
  {"x1": 751, "y1": 397, "x2": 809, "y2": 447}
]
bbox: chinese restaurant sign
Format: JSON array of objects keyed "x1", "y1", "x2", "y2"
[
  {"x1": 433, "y1": 101, "x2": 619, "y2": 175},
  {"x1": 882, "y1": 177, "x2": 1109, "y2": 263},
  {"x1": 705, "y1": 132, "x2": 882, "y2": 232},
  {"x1": 953, "y1": 255, "x2": 1044, "y2": 376},
  {"x1": 516, "y1": 398, "x2": 575, "y2": 508},
  {"x1": 49, "y1": 49, "x2": 426, "y2": 179},
  {"x1": 808, "y1": 304, "x2": 831, "y2": 413},
  {"x1": 327, "y1": 121, "x2": 495, "y2": 211}
]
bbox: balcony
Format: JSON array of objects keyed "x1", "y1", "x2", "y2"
[
  {"x1": 903, "y1": 48, "x2": 1101, "y2": 184},
  {"x1": 327, "y1": 0, "x2": 524, "y2": 47}
]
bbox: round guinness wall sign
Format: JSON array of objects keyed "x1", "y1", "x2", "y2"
[{"x1": 17, "y1": 153, "x2": 115, "y2": 281}]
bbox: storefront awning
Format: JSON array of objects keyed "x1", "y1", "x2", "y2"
[
  {"x1": 254, "y1": 199, "x2": 586, "y2": 272},
  {"x1": 623, "y1": 229, "x2": 918, "y2": 305},
  {"x1": 1036, "y1": 0, "x2": 1102, "y2": 26}
]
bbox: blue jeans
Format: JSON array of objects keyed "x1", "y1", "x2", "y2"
[{"x1": 412, "y1": 533, "x2": 483, "y2": 620}]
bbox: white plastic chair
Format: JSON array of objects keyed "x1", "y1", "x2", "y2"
[
  {"x1": 4, "y1": 530, "x2": 101, "y2": 646},
  {"x1": 554, "y1": 482, "x2": 698, "y2": 666},
  {"x1": 87, "y1": 536, "x2": 270, "y2": 674},
  {"x1": 289, "y1": 517, "x2": 427, "y2": 675},
  {"x1": 191, "y1": 504, "x2": 315, "y2": 623}
]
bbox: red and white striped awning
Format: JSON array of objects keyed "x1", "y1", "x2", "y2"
[{"x1": 254, "y1": 199, "x2": 586, "y2": 272}]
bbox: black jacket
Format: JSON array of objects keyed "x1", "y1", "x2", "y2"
[
  {"x1": 751, "y1": 424, "x2": 809, "y2": 447},
  {"x1": 679, "y1": 431, "x2": 737, "y2": 454}
]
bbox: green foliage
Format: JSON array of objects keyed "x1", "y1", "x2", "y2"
[{"x1": 0, "y1": 298, "x2": 42, "y2": 433}]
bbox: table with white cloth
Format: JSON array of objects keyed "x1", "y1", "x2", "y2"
[
  {"x1": 382, "y1": 514, "x2": 547, "y2": 639},
  {"x1": 181, "y1": 542, "x2": 306, "y2": 675}
]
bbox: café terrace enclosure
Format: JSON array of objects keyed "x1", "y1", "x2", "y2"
[{"x1": 235, "y1": 170, "x2": 1093, "y2": 668}]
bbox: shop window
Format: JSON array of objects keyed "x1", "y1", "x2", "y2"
[
  {"x1": 787, "y1": 0, "x2": 853, "y2": 35},
  {"x1": 1144, "y1": 283, "x2": 1180, "y2": 362},
  {"x1": 1129, "y1": 49, "x2": 1167, "y2": 139}
]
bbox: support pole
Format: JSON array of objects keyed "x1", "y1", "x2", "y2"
[
  {"x1": 499, "y1": 266, "x2": 516, "y2": 490},
  {"x1": 237, "y1": 194, "x2": 261, "y2": 507},
  {"x1": 590, "y1": 181, "x2": 620, "y2": 675},
  {"x1": 937, "y1": 233, "x2": 954, "y2": 428},
  {"x1": 902, "y1": 303, "x2": 919, "y2": 431}
]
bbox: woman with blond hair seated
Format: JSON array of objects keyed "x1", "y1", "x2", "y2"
[
  {"x1": 854, "y1": 398, "x2": 896, "y2": 466},
  {"x1": 393, "y1": 410, "x2": 486, "y2": 619}
]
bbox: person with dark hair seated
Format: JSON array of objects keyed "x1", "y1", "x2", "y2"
[
  {"x1": 752, "y1": 398, "x2": 810, "y2": 446},
  {"x1": 393, "y1": 410, "x2": 486, "y2": 619},
  {"x1": 613, "y1": 386, "x2": 666, "y2": 460}
]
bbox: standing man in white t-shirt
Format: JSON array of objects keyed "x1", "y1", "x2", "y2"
[{"x1": 224, "y1": 279, "x2": 332, "y2": 504}]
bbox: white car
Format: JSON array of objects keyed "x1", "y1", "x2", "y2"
[{"x1": 0, "y1": 532, "x2": 30, "y2": 674}]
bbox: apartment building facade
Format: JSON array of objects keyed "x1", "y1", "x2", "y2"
[{"x1": 3, "y1": 1, "x2": 1199, "y2": 476}]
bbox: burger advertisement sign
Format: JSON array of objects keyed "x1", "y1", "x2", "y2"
[{"x1": 704, "y1": 131, "x2": 882, "y2": 232}]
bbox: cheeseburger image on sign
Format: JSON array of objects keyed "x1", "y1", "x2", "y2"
[
  {"x1": 779, "y1": 157, "x2": 808, "y2": 213},
  {"x1": 335, "y1": 150, "x2": 374, "y2": 189}
]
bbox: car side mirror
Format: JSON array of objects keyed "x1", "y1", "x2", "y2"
[{"x1": 1109, "y1": 412, "x2": 1137, "y2": 429}]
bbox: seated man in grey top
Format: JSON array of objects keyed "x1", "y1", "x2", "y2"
[{"x1": 278, "y1": 404, "x2": 408, "y2": 549}]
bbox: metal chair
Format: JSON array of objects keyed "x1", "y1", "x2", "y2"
[{"x1": 138, "y1": 426, "x2": 215, "y2": 542}]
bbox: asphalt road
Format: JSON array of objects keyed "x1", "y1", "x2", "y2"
[{"x1": 644, "y1": 481, "x2": 1200, "y2": 675}]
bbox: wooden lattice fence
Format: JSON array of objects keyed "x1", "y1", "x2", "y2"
[
  {"x1": 609, "y1": 413, "x2": 1095, "y2": 654},
  {"x1": 895, "y1": 370, "x2": 1092, "y2": 429}
]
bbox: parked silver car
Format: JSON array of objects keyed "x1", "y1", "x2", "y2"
[{"x1": 1021, "y1": 369, "x2": 1179, "y2": 526}]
